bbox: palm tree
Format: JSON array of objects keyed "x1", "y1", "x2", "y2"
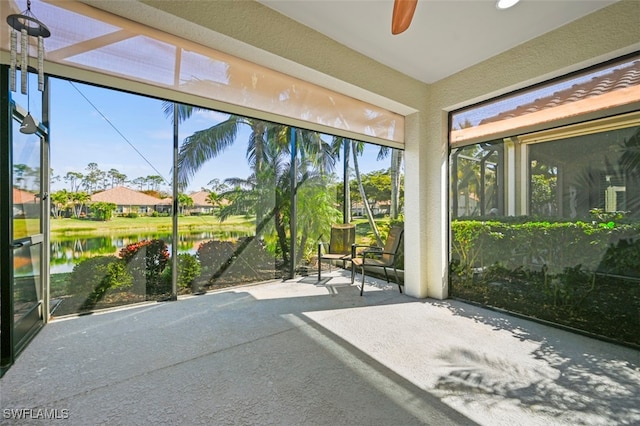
[
  {"x1": 177, "y1": 193, "x2": 194, "y2": 215},
  {"x1": 330, "y1": 136, "x2": 352, "y2": 222},
  {"x1": 205, "y1": 190, "x2": 219, "y2": 210},
  {"x1": 163, "y1": 103, "x2": 272, "y2": 226},
  {"x1": 164, "y1": 103, "x2": 336, "y2": 225},
  {"x1": 620, "y1": 127, "x2": 640, "y2": 216},
  {"x1": 50, "y1": 189, "x2": 70, "y2": 218},
  {"x1": 164, "y1": 102, "x2": 341, "y2": 276},
  {"x1": 451, "y1": 145, "x2": 483, "y2": 217},
  {"x1": 331, "y1": 136, "x2": 384, "y2": 245},
  {"x1": 376, "y1": 146, "x2": 404, "y2": 219},
  {"x1": 352, "y1": 140, "x2": 383, "y2": 246},
  {"x1": 219, "y1": 139, "x2": 339, "y2": 266},
  {"x1": 71, "y1": 191, "x2": 90, "y2": 218}
]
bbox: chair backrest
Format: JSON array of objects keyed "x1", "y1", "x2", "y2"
[
  {"x1": 328, "y1": 223, "x2": 356, "y2": 255},
  {"x1": 381, "y1": 226, "x2": 404, "y2": 265}
]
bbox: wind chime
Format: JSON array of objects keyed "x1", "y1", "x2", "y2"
[{"x1": 6, "y1": 0, "x2": 51, "y2": 134}]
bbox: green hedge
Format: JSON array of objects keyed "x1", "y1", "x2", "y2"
[
  {"x1": 450, "y1": 219, "x2": 640, "y2": 347},
  {"x1": 451, "y1": 220, "x2": 640, "y2": 277},
  {"x1": 67, "y1": 256, "x2": 133, "y2": 310}
]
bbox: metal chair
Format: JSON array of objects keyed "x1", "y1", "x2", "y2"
[
  {"x1": 351, "y1": 226, "x2": 404, "y2": 296},
  {"x1": 317, "y1": 223, "x2": 356, "y2": 281}
]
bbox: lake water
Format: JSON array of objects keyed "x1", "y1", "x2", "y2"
[{"x1": 50, "y1": 230, "x2": 252, "y2": 274}]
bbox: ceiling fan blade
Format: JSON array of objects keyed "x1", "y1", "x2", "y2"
[{"x1": 391, "y1": 0, "x2": 418, "y2": 35}]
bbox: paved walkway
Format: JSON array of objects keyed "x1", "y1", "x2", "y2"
[{"x1": 1, "y1": 271, "x2": 639, "y2": 425}]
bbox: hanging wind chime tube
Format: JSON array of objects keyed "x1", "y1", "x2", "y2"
[
  {"x1": 38, "y1": 35, "x2": 44, "y2": 91},
  {"x1": 21, "y1": 27, "x2": 27, "y2": 94},
  {"x1": 6, "y1": 0, "x2": 51, "y2": 134},
  {"x1": 6, "y1": 0, "x2": 51, "y2": 95},
  {"x1": 9, "y1": 28, "x2": 16, "y2": 92}
]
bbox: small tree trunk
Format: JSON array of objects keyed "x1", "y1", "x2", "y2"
[
  {"x1": 390, "y1": 149, "x2": 403, "y2": 219},
  {"x1": 352, "y1": 141, "x2": 382, "y2": 246}
]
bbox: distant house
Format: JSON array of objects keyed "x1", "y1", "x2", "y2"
[
  {"x1": 188, "y1": 190, "x2": 215, "y2": 215},
  {"x1": 91, "y1": 186, "x2": 172, "y2": 214},
  {"x1": 13, "y1": 187, "x2": 38, "y2": 218},
  {"x1": 352, "y1": 200, "x2": 391, "y2": 217}
]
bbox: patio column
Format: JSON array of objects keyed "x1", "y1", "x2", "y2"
[{"x1": 404, "y1": 109, "x2": 446, "y2": 299}]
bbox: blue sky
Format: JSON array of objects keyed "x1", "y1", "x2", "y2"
[{"x1": 39, "y1": 78, "x2": 388, "y2": 194}]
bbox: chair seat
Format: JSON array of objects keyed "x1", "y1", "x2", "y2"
[
  {"x1": 321, "y1": 253, "x2": 351, "y2": 261},
  {"x1": 351, "y1": 257, "x2": 386, "y2": 267},
  {"x1": 351, "y1": 226, "x2": 404, "y2": 296},
  {"x1": 317, "y1": 223, "x2": 356, "y2": 281}
]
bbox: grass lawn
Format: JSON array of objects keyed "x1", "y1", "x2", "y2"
[
  {"x1": 50, "y1": 215, "x2": 255, "y2": 236},
  {"x1": 50, "y1": 272, "x2": 70, "y2": 298}
]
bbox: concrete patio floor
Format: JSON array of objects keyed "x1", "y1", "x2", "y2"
[{"x1": 1, "y1": 270, "x2": 639, "y2": 425}]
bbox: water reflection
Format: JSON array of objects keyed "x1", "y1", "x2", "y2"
[{"x1": 50, "y1": 231, "x2": 251, "y2": 273}]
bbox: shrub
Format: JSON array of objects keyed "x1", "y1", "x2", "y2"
[
  {"x1": 68, "y1": 256, "x2": 133, "y2": 306},
  {"x1": 119, "y1": 239, "x2": 170, "y2": 296},
  {"x1": 196, "y1": 240, "x2": 236, "y2": 279},
  {"x1": 196, "y1": 237, "x2": 275, "y2": 285},
  {"x1": 126, "y1": 212, "x2": 139, "y2": 218},
  {"x1": 92, "y1": 201, "x2": 116, "y2": 221},
  {"x1": 598, "y1": 237, "x2": 640, "y2": 277},
  {"x1": 162, "y1": 254, "x2": 202, "y2": 290},
  {"x1": 449, "y1": 219, "x2": 640, "y2": 345}
]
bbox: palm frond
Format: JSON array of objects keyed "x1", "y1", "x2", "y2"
[
  {"x1": 161, "y1": 102, "x2": 195, "y2": 124},
  {"x1": 177, "y1": 116, "x2": 241, "y2": 186}
]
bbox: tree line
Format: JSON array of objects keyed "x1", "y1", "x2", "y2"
[{"x1": 59, "y1": 162, "x2": 166, "y2": 194}]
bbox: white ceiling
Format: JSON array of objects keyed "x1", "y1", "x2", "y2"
[{"x1": 258, "y1": 0, "x2": 618, "y2": 84}]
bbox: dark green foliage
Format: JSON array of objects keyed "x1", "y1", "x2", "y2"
[
  {"x1": 91, "y1": 201, "x2": 116, "y2": 221},
  {"x1": 450, "y1": 220, "x2": 640, "y2": 276},
  {"x1": 450, "y1": 219, "x2": 640, "y2": 347},
  {"x1": 196, "y1": 240, "x2": 236, "y2": 280},
  {"x1": 68, "y1": 256, "x2": 133, "y2": 309},
  {"x1": 598, "y1": 238, "x2": 640, "y2": 277},
  {"x1": 162, "y1": 253, "x2": 202, "y2": 291},
  {"x1": 196, "y1": 237, "x2": 276, "y2": 286},
  {"x1": 119, "y1": 239, "x2": 170, "y2": 296}
]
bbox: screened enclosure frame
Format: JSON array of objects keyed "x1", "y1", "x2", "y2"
[{"x1": 1, "y1": 66, "x2": 403, "y2": 374}]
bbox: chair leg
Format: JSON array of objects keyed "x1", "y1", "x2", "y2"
[
  {"x1": 383, "y1": 267, "x2": 389, "y2": 283},
  {"x1": 360, "y1": 266, "x2": 365, "y2": 296},
  {"x1": 317, "y1": 244, "x2": 321, "y2": 281},
  {"x1": 394, "y1": 267, "x2": 402, "y2": 293},
  {"x1": 350, "y1": 245, "x2": 356, "y2": 284}
]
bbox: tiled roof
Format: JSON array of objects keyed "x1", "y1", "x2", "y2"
[
  {"x1": 188, "y1": 190, "x2": 229, "y2": 207},
  {"x1": 480, "y1": 60, "x2": 640, "y2": 125},
  {"x1": 91, "y1": 186, "x2": 169, "y2": 205},
  {"x1": 13, "y1": 187, "x2": 36, "y2": 204},
  {"x1": 155, "y1": 197, "x2": 173, "y2": 205},
  {"x1": 189, "y1": 190, "x2": 213, "y2": 207}
]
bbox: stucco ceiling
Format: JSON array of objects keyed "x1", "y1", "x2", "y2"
[{"x1": 257, "y1": 0, "x2": 618, "y2": 84}]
